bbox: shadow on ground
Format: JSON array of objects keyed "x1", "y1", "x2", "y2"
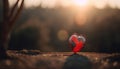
[{"x1": 63, "y1": 54, "x2": 92, "y2": 69}]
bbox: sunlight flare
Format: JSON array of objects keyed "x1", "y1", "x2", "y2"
[{"x1": 72, "y1": 0, "x2": 89, "y2": 7}]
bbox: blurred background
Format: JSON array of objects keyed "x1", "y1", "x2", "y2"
[{"x1": 0, "y1": 0, "x2": 120, "y2": 53}]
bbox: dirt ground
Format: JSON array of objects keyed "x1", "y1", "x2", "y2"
[{"x1": 0, "y1": 50, "x2": 120, "y2": 69}]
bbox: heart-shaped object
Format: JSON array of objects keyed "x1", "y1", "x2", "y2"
[{"x1": 69, "y1": 33, "x2": 86, "y2": 54}]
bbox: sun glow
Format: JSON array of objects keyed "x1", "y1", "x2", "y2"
[
  {"x1": 9, "y1": 0, "x2": 120, "y2": 9},
  {"x1": 72, "y1": 0, "x2": 88, "y2": 7}
]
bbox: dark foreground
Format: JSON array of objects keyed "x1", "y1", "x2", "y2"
[{"x1": 0, "y1": 50, "x2": 120, "y2": 69}]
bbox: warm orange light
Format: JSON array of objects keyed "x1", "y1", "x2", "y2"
[
  {"x1": 57, "y1": 30, "x2": 68, "y2": 41},
  {"x1": 72, "y1": 0, "x2": 88, "y2": 7},
  {"x1": 74, "y1": 13, "x2": 87, "y2": 26}
]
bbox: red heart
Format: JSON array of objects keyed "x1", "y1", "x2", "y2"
[{"x1": 69, "y1": 34, "x2": 85, "y2": 54}]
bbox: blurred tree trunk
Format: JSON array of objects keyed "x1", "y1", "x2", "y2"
[{"x1": 0, "y1": 0, "x2": 24, "y2": 59}]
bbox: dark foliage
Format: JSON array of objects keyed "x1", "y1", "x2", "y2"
[{"x1": 9, "y1": 27, "x2": 40, "y2": 50}]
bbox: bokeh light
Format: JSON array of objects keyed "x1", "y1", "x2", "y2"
[
  {"x1": 108, "y1": 0, "x2": 117, "y2": 9},
  {"x1": 57, "y1": 30, "x2": 68, "y2": 41},
  {"x1": 9, "y1": 0, "x2": 16, "y2": 7},
  {"x1": 41, "y1": 0, "x2": 56, "y2": 8},
  {"x1": 74, "y1": 13, "x2": 87, "y2": 26},
  {"x1": 72, "y1": 0, "x2": 88, "y2": 7},
  {"x1": 25, "y1": 0, "x2": 41, "y2": 8},
  {"x1": 60, "y1": 0, "x2": 72, "y2": 7},
  {"x1": 92, "y1": 0, "x2": 107, "y2": 9},
  {"x1": 116, "y1": 0, "x2": 120, "y2": 9}
]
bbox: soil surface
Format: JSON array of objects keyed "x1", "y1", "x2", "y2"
[{"x1": 0, "y1": 50, "x2": 120, "y2": 69}]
